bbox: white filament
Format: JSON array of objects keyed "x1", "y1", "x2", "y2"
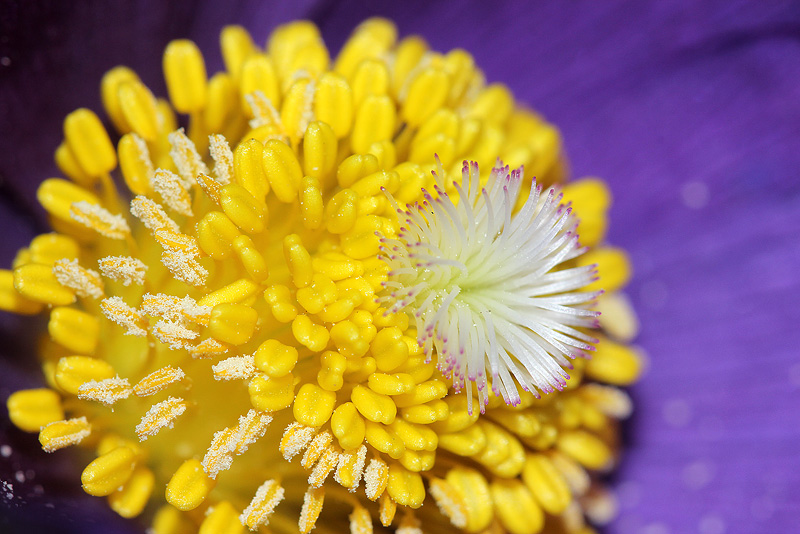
[{"x1": 380, "y1": 159, "x2": 601, "y2": 414}]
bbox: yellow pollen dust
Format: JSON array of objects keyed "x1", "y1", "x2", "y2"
[{"x1": 0, "y1": 17, "x2": 642, "y2": 534}]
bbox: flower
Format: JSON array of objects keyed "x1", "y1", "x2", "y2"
[{"x1": 1, "y1": 16, "x2": 643, "y2": 534}]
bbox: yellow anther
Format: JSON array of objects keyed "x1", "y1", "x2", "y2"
[
  {"x1": 445, "y1": 467, "x2": 493, "y2": 532},
  {"x1": 69, "y1": 201, "x2": 131, "y2": 240},
  {"x1": 7, "y1": 388, "x2": 64, "y2": 433},
  {"x1": 229, "y1": 409, "x2": 272, "y2": 456},
  {"x1": 387, "y1": 464, "x2": 425, "y2": 508},
  {"x1": 98, "y1": 255, "x2": 147, "y2": 287},
  {"x1": 401, "y1": 399, "x2": 449, "y2": 425},
  {"x1": 443, "y1": 48, "x2": 477, "y2": 104},
  {"x1": 151, "y1": 504, "x2": 193, "y2": 534},
  {"x1": 370, "y1": 327, "x2": 409, "y2": 372},
  {"x1": 410, "y1": 131, "x2": 456, "y2": 168},
  {"x1": 262, "y1": 139, "x2": 302, "y2": 202},
  {"x1": 130, "y1": 195, "x2": 180, "y2": 234},
  {"x1": 365, "y1": 421, "x2": 404, "y2": 459},
  {"x1": 283, "y1": 234, "x2": 313, "y2": 288},
  {"x1": 220, "y1": 183, "x2": 267, "y2": 234},
  {"x1": 29, "y1": 233, "x2": 79, "y2": 265},
  {"x1": 208, "y1": 302, "x2": 258, "y2": 346},
  {"x1": 196, "y1": 173, "x2": 223, "y2": 205},
  {"x1": 202, "y1": 428, "x2": 235, "y2": 478},
  {"x1": 166, "y1": 458, "x2": 216, "y2": 511},
  {"x1": 341, "y1": 214, "x2": 384, "y2": 259},
  {"x1": 100, "y1": 296, "x2": 147, "y2": 336},
  {"x1": 364, "y1": 457, "x2": 389, "y2": 501},
  {"x1": 134, "y1": 366, "x2": 185, "y2": 397},
  {"x1": 154, "y1": 227, "x2": 199, "y2": 255},
  {"x1": 37, "y1": 177, "x2": 101, "y2": 223},
  {"x1": 352, "y1": 58, "x2": 390, "y2": 106},
  {"x1": 334, "y1": 18, "x2": 396, "y2": 79},
  {"x1": 596, "y1": 292, "x2": 639, "y2": 342},
  {"x1": 301, "y1": 431, "x2": 333, "y2": 469},
  {"x1": 153, "y1": 320, "x2": 199, "y2": 351},
  {"x1": 229, "y1": 235, "x2": 267, "y2": 283},
  {"x1": 239, "y1": 54, "x2": 280, "y2": 112},
  {"x1": 291, "y1": 314, "x2": 330, "y2": 352},
  {"x1": 327, "y1": 401, "x2": 366, "y2": 451},
  {"x1": 207, "y1": 134, "x2": 233, "y2": 185},
  {"x1": 118, "y1": 133, "x2": 153, "y2": 196},
  {"x1": 47, "y1": 307, "x2": 99, "y2": 354},
  {"x1": 280, "y1": 422, "x2": 316, "y2": 460},
  {"x1": 234, "y1": 138, "x2": 270, "y2": 202},
  {"x1": 368, "y1": 140, "x2": 396, "y2": 170},
  {"x1": 337, "y1": 154, "x2": 379, "y2": 189},
  {"x1": 585, "y1": 337, "x2": 642, "y2": 386},
  {"x1": 330, "y1": 319, "x2": 370, "y2": 358},
  {"x1": 253, "y1": 339, "x2": 298, "y2": 378},
  {"x1": 521, "y1": 454, "x2": 572, "y2": 515},
  {"x1": 198, "y1": 501, "x2": 244, "y2": 534},
  {"x1": 213, "y1": 355, "x2": 255, "y2": 381},
  {"x1": 108, "y1": 466, "x2": 155, "y2": 518},
  {"x1": 390, "y1": 418, "x2": 437, "y2": 452},
  {"x1": 296, "y1": 273, "x2": 337, "y2": 314},
  {"x1": 325, "y1": 188, "x2": 358, "y2": 234},
  {"x1": 336, "y1": 444, "x2": 367, "y2": 489},
  {"x1": 245, "y1": 91, "x2": 283, "y2": 133},
  {"x1": 168, "y1": 129, "x2": 209, "y2": 185},
  {"x1": 118, "y1": 80, "x2": 160, "y2": 141},
  {"x1": 469, "y1": 83, "x2": 514, "y2": 126},
  {"x1": 280, "y1": 78, "x2": 315, "y2": 143},
  {"x1": 428, "y1": 477, "x2": 468, "y2": 528},
  {"x1": 204, "y1": 73, "x2": 237, "y2": 134},
  {"x1": 299, "y1": 486, "x2": 325, "y2": 534},
  {"x1": 198, "y1": 278, "x2": 260, "y2": 308},
  {"x1": 349, "y1": 504, "x2": 373, "y2": 534},
  {"x1": 315, "y1": 350, "x2": 345, "y2": 392},
  {"x1": 55, "y1": 141, "x2": 93, "y2": 186},
  {"x1": 487, "y1": 432, "x2": 526, "y2": 478},
  {"x1": 313, "y1": 255, "x2": 363, "y2": 281},
  {"x1": 578, "y1": 246, "x2": 632, "y2": 293},
  {"x1": 402, "y1": 66, "x2": 450, "y2": 127},
  {"x1": 351, "y1": 95, "x2": 395, "y2": 154},
  {"x1": 298, "y1": 176, "x2": 324, "y2": 230},
  {"x1": 557, "y1": 430, "x2": 613, "y2": 471},
  {"x1": 344, "y1": 356, "x2": 377, "y2": 383},
  {"x1": 152, "y1": 169, "x2": 193, "y2": 217},
  {"x1": 221, "y1": 25, "x2": 255, "y2": 79},
  {"x1": 241, "y1": 480, "x2": 285, "y2": 530},
  {"x1": 135, "y1": 396, "x2": 187, "y2": 441},
  {"x1": 490, "y1": 479, "x2": 544, "y2": 534},
  {"x1": 578, "y1": 383, "x2": 633, "y2": 420},
  {"x1": 291, "y1": 384, "x2": 336, "y2": 428},
  {"x1": 393, "y1": 379, "x2": 448, "y2": 408},
  {"x1": 392, "y1": 162, "x2": 427, "y2": 204},
  {"x1": 438, "y1": 423, "x2": 487, "y2": 457},
  {"x1": 196, "y1": 211, "x2": 241, "y2": 259},
  {"x1": 163, "y1": 39, "x2": 207, "y2": 113},
  {"x1": 78, "y1": 376, "x2": 131, "y2": 405},
  {"x1": 81, "y1": 446, "x2": 137, "y2": 496},
  {"x1": 54, "y1": 356, "x2": 115, "y2": 395},
  {"x1": 64, "y1": 108, "x2": 117, "y2": 176},
  {"x1": 263, "y1": 284, "x2": 298, "y2": 323},
  {"x1": 489, "y1": 409, "x2": 542, "y2": 438},
  {"x1": 561, "y1": 178, "x2": 610, "y2": 248},
  {"x1": 371, "y1": 503, "x2": 394, "y2": 530},
  {"x1": 101, "y1": 66, "x2": 140, "y2": 133},
  {"x1": 314, "y1": 73, "x2": 353, "y2": 138},
  {"x1": 162, "y1": 252, "x2": 206, "y2": 288},
  {"x1": 303, "y1": 121, "x2": 337, "y2": 184},
  {"x1": 368, "y1": 372, "x2": 414, "y2": 396},
  {"x1": 351, "y1": 170, "x2": 398, "y2": 198},
  {"x1": 249, "y1": 373, "x2": 295, "y2": 412},
  {"x1": 0, "y1": 270, "x2": 42, "y2": 314},
  {"x1": 308, "y1": 445, "x2": 339, "y2": 488},
  {"x1": 398, "y1": 448, "x2": 435, "y2": 473},
  {"x1": 190, "y1": 338, "x2": 229, "y2": 359}
]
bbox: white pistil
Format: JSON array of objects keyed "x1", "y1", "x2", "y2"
[{"x1": 381, "y1": 158, "x2": 601, "y2": 414}]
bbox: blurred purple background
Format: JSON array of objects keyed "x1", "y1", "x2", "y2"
[{"x1": 1, "y1": 1, "x2": 799, "y2": 533}]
